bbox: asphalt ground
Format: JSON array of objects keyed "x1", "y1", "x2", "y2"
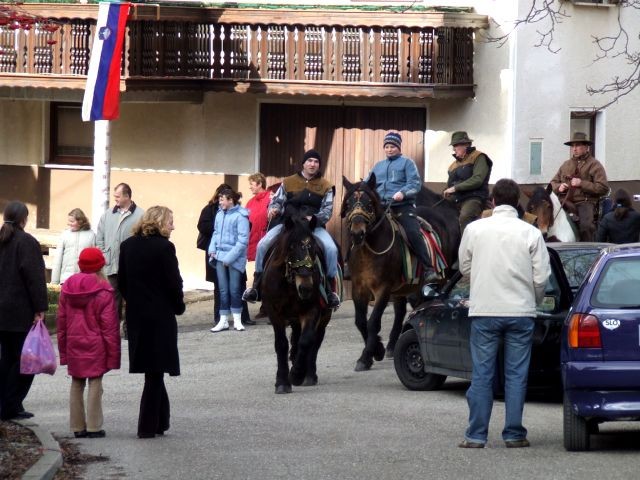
[{"x1": 23, "y1": 296, "x2": 640, "y2": 480}]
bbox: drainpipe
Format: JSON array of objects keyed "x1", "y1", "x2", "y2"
[{"x1": 92, "y1": 120, "x2": 111, "y2": 229}]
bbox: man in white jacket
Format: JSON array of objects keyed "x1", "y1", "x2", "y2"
[{"x1": 457, "y1": 178, "x2": 550, "y2": 449}]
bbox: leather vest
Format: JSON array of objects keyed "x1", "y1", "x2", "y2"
[
  {"x1": 447, "y1": 149, "x2": 492, "y2": 203},
  {"x1": 283, "y1": 174, "x2": 332, "y2": 218}
]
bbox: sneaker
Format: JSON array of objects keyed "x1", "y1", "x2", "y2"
[
  {"x1": 458, "y1": 439, "x2": 485, "y2": 448},
  {"x1": 505, "y1": 439, "x2": 530, "y2": 448},
  {"x1": 242, "y1": 288, "x2": 259, "y2": 303},
  {"x1": 74, "y1": 430, "x2": 88, "y2": 438},
  {"x1": 327, "y1": 292, "x2": 341, "y2": 310},
  {"x1": 86, "y1": 430, "x2": 106, "y2": 438}
]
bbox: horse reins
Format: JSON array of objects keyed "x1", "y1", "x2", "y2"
[{"x1": 346, "y1": 196, "x2": 396, "y2": 255}]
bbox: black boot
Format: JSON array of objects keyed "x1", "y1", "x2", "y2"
[
  {"x1": 422, "y1": 266, "x2": 440, "y2": 285},
  {"x1": 327, "y1": 277, "x2": 341, "y2": 310},
  {"x1": 242, "y1": 272, "x2": 262, "y2": 303}
]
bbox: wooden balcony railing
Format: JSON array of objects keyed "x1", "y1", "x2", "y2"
[{"x1": 0, "y1": 4, "x2": 488, "y2": 98}]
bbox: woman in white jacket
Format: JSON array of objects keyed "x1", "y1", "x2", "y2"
[{"x1": 51, "y1": 208, "x2": 96, "y2": 284}]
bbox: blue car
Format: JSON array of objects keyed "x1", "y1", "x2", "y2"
[{"x1": 561, "y1": 243, "x2": 640, "y2": 451}]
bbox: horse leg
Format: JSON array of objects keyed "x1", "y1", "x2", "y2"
[
  {"x1": 386, "y1": 298, "x2": 407, "y2": 358},
  {"x1": 353, "y1": 296, "x2": 369, "y2": 343},
  {"x1": 272, "y1": 323, "x2": 292, "y2": 394},
  {"x1": 355, "y1": 295, "x2": 389, "y2": 371},
  {"x1": 289, "y1": 321, "x2": 301, "y2": 363},
  {"x1": 366, "y1": 297, "x2": 389, "y2": 362},
  {"x1": 353, "y1": 295, "x2": 373, "y2": 372},
  {"x1": 302, "y1": 319, "x2": 328, "y2": 387},
  {"x1": 289, "y1": 319, "x2": 316, "y2": 386}
]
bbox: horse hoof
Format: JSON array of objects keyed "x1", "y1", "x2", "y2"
[
  {"x1": 289, "y1": 371, "x2": 305, "y2": 386},
  {"x1": 302, "y1": 375, "x2": 318, "y2": 387},
  {"x1": 275, "y1": 384, "x2": 292, "y2": 394},
  {"x1": 355, "y1": 360, "x2": 371, "y2": 372},
  {"x1": 373, "y1": 343, "x2": 386, "y2": 362},
  {"x1": 385, "y1": 348, "x2": 394, "y2": 359}
]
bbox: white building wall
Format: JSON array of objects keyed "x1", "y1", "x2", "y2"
[{"x1": 510, "y1": 1, "x2": 640, "y2": 184}]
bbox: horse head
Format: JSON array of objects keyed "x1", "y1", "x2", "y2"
[
  {"x1": 341, "y1": 174, "x2": 384, "y2": 246},
  {"x1": 281, "y1": 214, "x2": 319, "y2": 301},
  {"x1": 525, "y1": 185, "x2": 554, "y2": 237}
]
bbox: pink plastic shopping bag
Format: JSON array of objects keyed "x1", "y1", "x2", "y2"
[{"x1": 20, "y1": 319, "x2": 57, "y2": 375}]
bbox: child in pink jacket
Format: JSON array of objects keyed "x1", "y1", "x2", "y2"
[{"x1": 57, "y1": 247, "x2": 120, "y2": 438}]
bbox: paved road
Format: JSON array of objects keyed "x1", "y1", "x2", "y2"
[{"x1": 27, "y1": 299, "x2": 640, "y2": 479}]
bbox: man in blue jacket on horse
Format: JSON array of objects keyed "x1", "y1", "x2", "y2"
[
  {"x1": 242, "y1": 149, "x2": 341, "y2": 310},
  {"x1": 367, "y1": 132, "x2": 440, "y2": 284}
]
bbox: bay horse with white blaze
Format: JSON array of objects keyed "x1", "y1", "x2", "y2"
[
  {"x1": 341, "y1": 175, "x2": 460, "y2": 372},
  {"x1": 525, "y1": 184, "x2": 577, "y2": 242},
  {"x1": 260, "y1": 213, "x2": 334, "y2": 394}
]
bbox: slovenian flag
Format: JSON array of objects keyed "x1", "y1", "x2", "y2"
[{"x1": 82, "y1": 2, "x2": 130, "y2": 122}]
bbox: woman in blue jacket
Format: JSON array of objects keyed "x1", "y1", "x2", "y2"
[{"x1": 208, "y1": 188, "x2": 250, "y2": 332}]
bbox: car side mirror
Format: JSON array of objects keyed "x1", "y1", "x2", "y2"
[
  {"x1": 421, "y1": 284, "x2": 440, "y2": 299},
  {"x1": 538, "y1": 295, "x2": 557, "y2": 313}
]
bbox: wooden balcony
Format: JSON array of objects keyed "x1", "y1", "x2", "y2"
[{"x1": 0, "y1": 4, "x2": 489, "y2": 99}]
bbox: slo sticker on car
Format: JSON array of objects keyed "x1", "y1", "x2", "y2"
[{"x1": 602, "y1": 318, "x2": 621, "y2": 331}]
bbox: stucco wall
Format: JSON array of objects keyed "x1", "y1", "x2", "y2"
[
  {"x1": 112, "y1": 93, "x2": 258, "y2": 173},
  {"x1": 511, "y1": 2, "x2": 639, "y2": 184},
  {"x1": 0, "y1": 100, "x2": 44, "y2": 166}
]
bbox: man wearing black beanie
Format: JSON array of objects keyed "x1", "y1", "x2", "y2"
[{"x1": 243, "y1": 149, "x2": 341, "y2": 309}]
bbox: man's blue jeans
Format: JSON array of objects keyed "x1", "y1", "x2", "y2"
[
  {"x1": 215, "y1": 261, "x2": 244, "y2": 315},
  {"x1": 464, "y1": 316, "x2": 535, "y2": 444},
  {"x1": 254, "y1": 224, "x2": 338, "y2": 278}
]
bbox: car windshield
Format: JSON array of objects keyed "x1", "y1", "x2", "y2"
[
  {"x1": 557, "y1": 248, "x2": 603, "y2": 290},
  {"x1": 592, "y1": 257, "x2": 640, "y2": 307}
]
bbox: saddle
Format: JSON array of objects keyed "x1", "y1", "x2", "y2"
[
  {"x1": 388, "y1": 213, "x2": 447, "y2": 283},
  {"x1": 262, "y1": 232, "x2": 343, "y2": 306}
]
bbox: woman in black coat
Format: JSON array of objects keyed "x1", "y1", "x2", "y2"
[
  {"x1": 118, "y1": 206, "x2": 185, "y2": 438},
  {"x1": 597, "y1": 189, "x2": 640, "y2": 244},
  {"x1": 0, "y1": 201, "x2": 48, "y2": 421},
  {"x1": 197, "y1": 184, "x2": 253, "y2": 327}
]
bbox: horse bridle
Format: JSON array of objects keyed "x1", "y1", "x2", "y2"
[
  {"x1": 345, "y1": 190, "x2": 396, "y2": 255},
  {"x1": 285, "y1": 237, "x2": 315, "y2": 283}
]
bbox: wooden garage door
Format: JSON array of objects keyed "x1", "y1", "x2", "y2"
[{"x1": 260, "y1": 103, "x2": 426, "y2": 296}]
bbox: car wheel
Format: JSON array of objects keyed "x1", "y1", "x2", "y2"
[
  {"x1": 394, "y1": 329, "x2": 446, "y2": 391},
  {"x1": 563, "y1": 393, "x2": 590, "y2": 451}
]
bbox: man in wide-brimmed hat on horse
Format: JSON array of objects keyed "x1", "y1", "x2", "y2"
[
  {"x1": 550, "y1": 132, "x2": 609, "y2": 241},
  {"x1": 443, "y1": 131, "x2": 493, "y2": 233}
]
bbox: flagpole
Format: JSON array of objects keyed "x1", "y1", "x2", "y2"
[{"x1": 92, "y1": 120, "x2": 111, "y2": 229}]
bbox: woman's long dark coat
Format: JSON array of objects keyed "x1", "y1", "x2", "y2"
[
  {"x1": 0, "y1": 230, "x2": 48, "y2": 332},
  {"x1": 118, "y1": 234, "x2": 185, "y2": 376},
  {"x1": 197, "y1": 202, "x2": 219, "y2": 283}
]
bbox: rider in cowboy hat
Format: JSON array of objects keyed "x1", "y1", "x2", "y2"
[
  {"x1": 550, "y1": 132, "x2": 609, "y2": 241},
  {"x1": 443, "y1": 131, "x2": 493, "y2": 233}
]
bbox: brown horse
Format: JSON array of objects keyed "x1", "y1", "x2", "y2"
[
  {"x1": 341, "y1": 175, "x2": 460, "y2": 371},
  {"x1": 525, "y1": 184, "x2": 577, "y2": 242},
  {"x1": 260, "y1": 213, "x2": 334, "y2": 394}
]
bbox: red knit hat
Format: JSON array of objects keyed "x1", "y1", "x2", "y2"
[{"x1": 78, "y1": 247, "x2": 105, "y2": 273}]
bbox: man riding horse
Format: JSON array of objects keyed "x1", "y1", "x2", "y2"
[
  {"x1": 550, "y1": 132, "x2": 609, "y2": 241},
  {"x1": 366, "y1": 132, "x2": 439, "y2": 284},
  {"x1": 243, "y1": 149, "x2": 341, "y2": 309}
]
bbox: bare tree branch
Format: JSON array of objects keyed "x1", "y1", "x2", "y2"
[{"x1": 483, "y1": 0, "x2": 640, "y2": 109}]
